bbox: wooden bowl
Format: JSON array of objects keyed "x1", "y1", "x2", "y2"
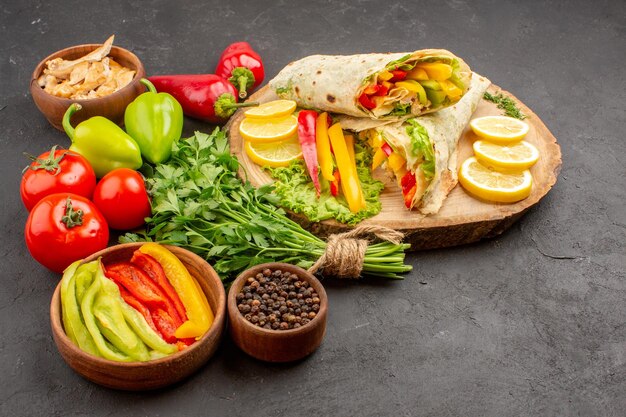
[
  {"x1": 50, "y1": 243, "x2": 226, "y2": 391},
  {"x1": 31, "y1": 43, "x2": 146, "y2": 131},
  {"x1": 228, "y1": 263, "x2": 328, "y2": 362}
]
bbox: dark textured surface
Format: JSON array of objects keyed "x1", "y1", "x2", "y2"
[{"x1": 1, "y1": 0, "x2": 624, "y2": 416}]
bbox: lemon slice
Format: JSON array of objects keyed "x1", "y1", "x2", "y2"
[
  {"x1": 239, "y1": 115, "x2": 298, "y2": 143},
  {"x1": 473, "y1": 140, "x2": 539, "y2": 171},
  {"x1": 244, "y1": 100, "x2": 297, "y2": 119},
  {"x1": 470, "y1": 116, "x2": 529, "y2": 143},
  {"x1": 459, "y1": 157, "x2": 532, "y2": 203},
  {"x1": 245, "y1": 135, "x2": 302, "y2": 167}
]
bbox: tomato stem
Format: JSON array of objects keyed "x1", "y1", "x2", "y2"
[
  {"x1": 23, "y1": 145, "x2": 68, "y2": 176},
  {"x1": 61, "y1": 197, "x2": 84, "y2": 228}
]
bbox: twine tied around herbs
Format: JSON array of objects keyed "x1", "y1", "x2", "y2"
[{"x1": 308, "y1": 225, "x2": 404, "y2": 279}]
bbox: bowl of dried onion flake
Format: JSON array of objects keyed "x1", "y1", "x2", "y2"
[{"x1": 30, "y1": 35, "x2": 145, "y2": 131}]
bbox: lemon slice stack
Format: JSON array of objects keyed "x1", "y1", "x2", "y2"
[
  {"x1": 459, "y1": 116, "x2": 538, "y2": 203},
  {"x1": 239, "y1": 100, "x2": 302, "y2": 167}
]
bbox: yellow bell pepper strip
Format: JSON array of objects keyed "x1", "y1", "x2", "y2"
[
  {"x1": 315, "y1": 112, "x2": 335, "y2": 181},
  {"x1": 138, "y1": 243, "x2": 213, "y2": 340},
  {"x1": 81, "y1": 260, "x2": 131, "y2": 362},
  {"x1": 387, "y1": 152, "x2": 407, "y2": 172},
  {"x1": 328, "y1": 123, "x2": 365, "y2": 213},
  {"x1": 395, "y1": 81, "x2": 428, "y2": 106},
  {"x1": 406, "y1": 67, "x2": 429, "y2": 81},
  {"x1": 118, "y1": 301, "x2": 177, "y2": 355},
  {"x1": 372, "y1": 147, "x2": 387, "y2": 170},
  {"x1": 377, "y1": 70, "x2": 394, "y2": 81},
  {"x1": 438, "y1": 79, "x2": 463, "y2": 99},
  {"x1": 345, "y1": 134, "x2": 356, "y2": 166},
  {"x1": 414, "y1": 62, "x2": 453, "y2": 81}
]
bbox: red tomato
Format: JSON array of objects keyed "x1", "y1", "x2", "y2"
[
  {"x1": 25, "y1": 193, "x2": 109, "y2": 273},
  {"x1": 93, "y1": 168, "x2": 151, "y2": 230},
  {"x1": 21, "y1": 146, "x2": 96, "y2": 211}
]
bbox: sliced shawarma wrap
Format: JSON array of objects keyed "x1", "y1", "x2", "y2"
[
  {"x1": 268, "y1": 49, "x2": 472, "y2": 120},
  {"x1": 340, "y1": 73, "x2": 491, "y2": 214}
]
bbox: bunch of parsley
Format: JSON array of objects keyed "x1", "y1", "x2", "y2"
[{"x1": 122, "y1": 129, "x2": 412, "y2": 282}]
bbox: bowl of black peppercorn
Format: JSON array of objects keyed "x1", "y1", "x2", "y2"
[{"x1": 227, "y1": 263, "x2": 328, "y2": 362}]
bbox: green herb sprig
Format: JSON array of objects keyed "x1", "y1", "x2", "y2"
[
  {"x1": 121, "y1": 129, "x2": 412, "y2": 282},
  {"x1": 483, "y1": 91, "x2": 527, "y2": 120}
]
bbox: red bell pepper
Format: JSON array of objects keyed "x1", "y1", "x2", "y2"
[
  {"x1": 330, "y1": 170, "x2": 341, "y2": 197},
  {"x1": 105, "y1": 263, "x2": 183, "y2": 326},
  {"x1": 358, "y1": 93, "x2": 376, "y2": 110},
  {"x1": 105, "y1": 263, "x2": 167, "y2": 309},
  {"x1": 151, "y1": 308, "x2": 181, "y2": 344},
  {"x1": 390, "y1": 70, "x2": 407, "y2": 82},
  {"x1": 117, "y1": 285, "x2": 158, "y2": 333},
  {"x1": 400, "y1": 171, "x2": 417, "y2": 208},
  {"x1": 215, "y1": 41, "x2": 264, "y2": 99},
  {"x1": 148, "y1": 74, "x2": 257, "y2": 124},
  {"x1": 376, "y1": 83, "x2": 390, "y2": 96},
  {"x1": 381, "y1": 142, "x2": 393, "y2": 157},
  {"x1": 297, "y1": 110, "x2": 321, "y2": 197},
  {"x1": 131, "y1": 251, "x2": 188, "y2": 321}
]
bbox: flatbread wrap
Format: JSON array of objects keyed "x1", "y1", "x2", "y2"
[
  {"x1": 268, "y1": 49, "x2": 472, "y2": 120},
  {"x1": 339, "y1": 73, "x2": 491, "y2": 214}
]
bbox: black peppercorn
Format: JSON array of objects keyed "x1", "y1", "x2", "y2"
[{"x1": 237, "y1": 268, "x2": 322, "y2": 331}]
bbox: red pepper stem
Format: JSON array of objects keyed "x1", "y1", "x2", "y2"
[
  {"x1": 140, "y1": 78, "x2": 157, "y2": 94},
  {"x1": 61, "y1": 197, "x2": 84, "y2": 228},
  {"x1": 220, "y1": 101, "x2": 258, "y2": 109},
  {"x1": 236, "y1": 76, "x2": 249, "y2": 99}
]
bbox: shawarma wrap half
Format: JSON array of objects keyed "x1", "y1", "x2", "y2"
[
  {"x1": 268, "y1": 49, "x2": 472, "y2": 120},
  {"x1": 339, "y1": 73, "x2": 491, "y2": 214}
]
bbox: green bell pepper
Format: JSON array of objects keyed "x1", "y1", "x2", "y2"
[
  {"x1": 119, "y1": 301, "x2": 177, "y2": 355},
  {"x1": 60, "y1": 261, "x2": 99, "y2": 356},
  {"x1": 80, "y1": 260, "x2": 131, "y2": 362},
  {"x1": 62, "y1": 103, "x2": 143, "y2": 178},
  {"x1": 124, "y1": 79, "x2": 183, "y2": 164}
]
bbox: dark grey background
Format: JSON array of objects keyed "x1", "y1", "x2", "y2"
[{"x1": 1, "y1": 0, "x2": 624, "y2": 416}]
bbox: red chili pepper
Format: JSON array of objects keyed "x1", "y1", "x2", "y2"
[
  {"x1": 297, "y1": 110, "x2": 321, "y2": 197},
  {"x1": 148, "y1": 74, "x2": 257, "y2": 124},
  {"x1": 117, "y1": 285, "x2": 158, "y2": 333},
  {"x1": 381, "y1": 142, "x2": 393, "y2": 157},
  {"x1": 215, "y1": 42, "x2": 264, "y2": 99},
  {"x1": 131, "y1": 251, "x2": 188, "y2": 321},
  {"x1": 358, "y1": 93, "x2": 377, "y2": 110},
  {"x1": 330, "y1": 170, "x2": 341, "y2": 197},
  {"x1": 390, "y1": 70, "x2": 407, "y2": 82}
]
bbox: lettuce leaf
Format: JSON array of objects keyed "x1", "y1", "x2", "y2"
[
  {"x1": 267, "y1": 142, "x2": 383, "y2": 225},
  {"x1": 405, "y1": 119, "x2": 435, "y2": 179}
]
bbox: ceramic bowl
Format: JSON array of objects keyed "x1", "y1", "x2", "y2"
[
  {"x1": 50, "y1": 243, "x2": 226, "y2": 391},
  {"x1": 228, "y1": 262, "x2": 328, "y2": 362},
  {"x1": 30, "y1": 43, "x2": 145, "y2": 131}
]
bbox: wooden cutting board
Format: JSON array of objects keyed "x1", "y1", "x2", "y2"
[{"x1": 227, "y1": 84, "x2": 562, "y2": 250}]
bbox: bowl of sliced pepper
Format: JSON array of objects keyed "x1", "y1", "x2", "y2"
[{"x1": 49, "y1": 242, "x2": 226, "y2": 391}]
